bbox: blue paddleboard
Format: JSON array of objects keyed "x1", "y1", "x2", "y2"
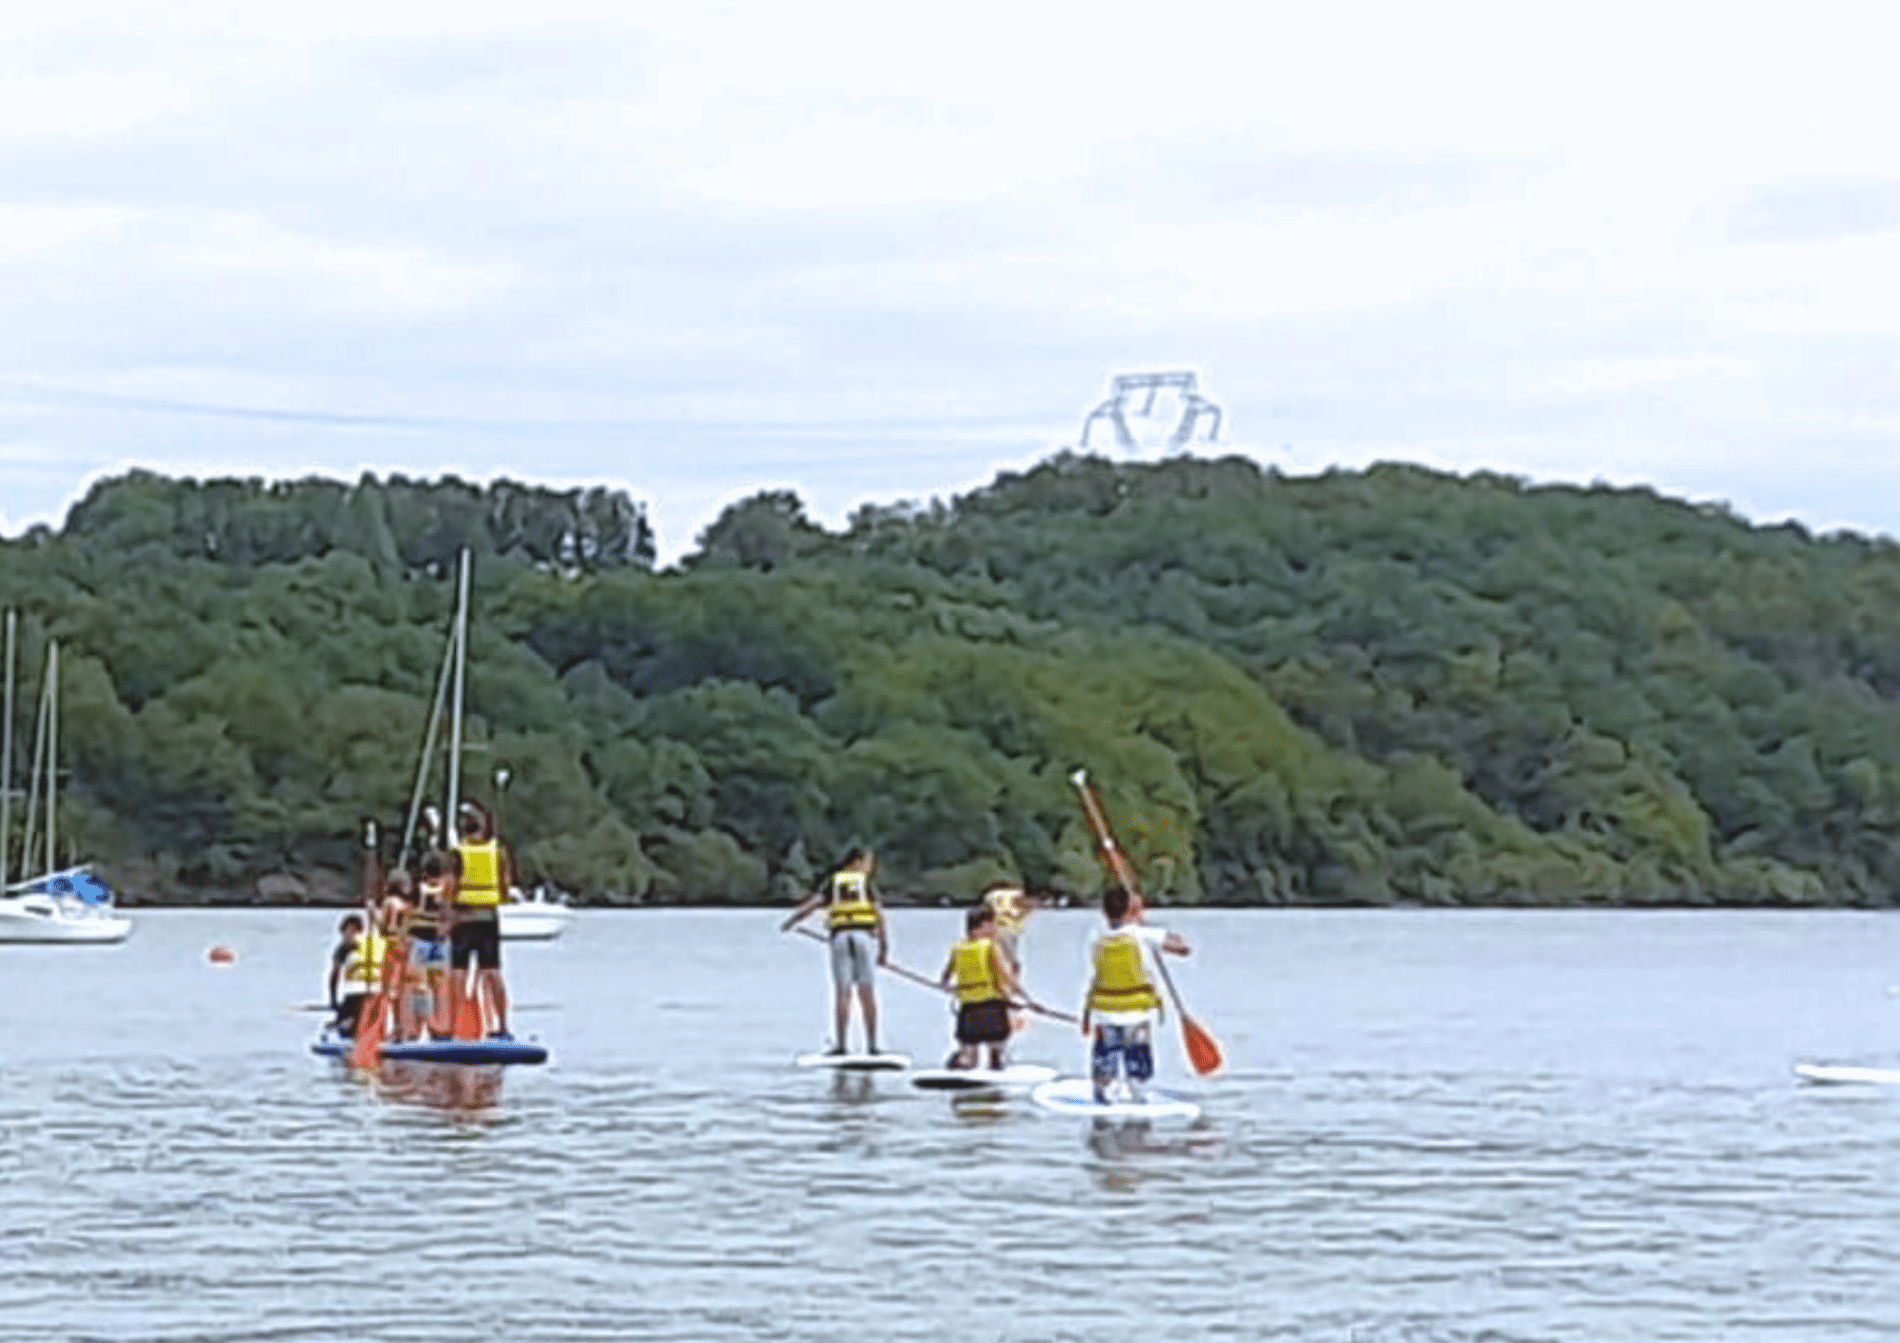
[{"x1": 311, "y1": 1029, "x2": 549, "y2": 1066}]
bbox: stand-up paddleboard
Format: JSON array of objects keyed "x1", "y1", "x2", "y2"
[
  {"x1": 796, "y1": 1051, "x2": 910, "y2": 1072},
  {"x1": 1032, "y1": 1077, "x2": 1200, "y2": 1120},
  {"x1": 911, "y1": 1063, "x2": 1057, "y2": 1092},
  {"x1": 311, "y1": 1029, "x2": 549, "y2": 1067},
  {"x1": 1794, "y1": 1062, "x2": 1900, "y2": 1086}
]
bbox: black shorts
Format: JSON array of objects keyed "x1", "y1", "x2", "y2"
[
  {"x1": 450, "y1": 913, "x2": 501, "y2": 970},
  {"x1": 335, "y1": 992, "x2": 369, "y2": 1038},
  {"x1": 955, "y1": 999, "x2": 1012, "y2": 1045}
]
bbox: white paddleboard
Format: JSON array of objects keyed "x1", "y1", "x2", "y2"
[
  {"x1": 796, "y1": 1051, "x2": 911, "y2": 1072},
  {"x1": 1794, "y1": 1063, "x2": 1900, "y2": 1086},
  {"x1": 911, "y1": 1063, "x2": 1057, "y2": 1092},
  {"x1": 1031, "y1": 1077, "x2": 1201, "y2": 1120}
]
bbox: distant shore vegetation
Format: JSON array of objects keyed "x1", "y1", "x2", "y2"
[{"x1": 4, "y1": 456, "x2": 1898, "y2": 910}]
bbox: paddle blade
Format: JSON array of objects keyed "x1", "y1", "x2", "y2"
[
  {"x1": 452, "y1": 968, "x2": 484, "y2": 1040},
  {"x1": 1181, "y1": 1013, "x2": 1225, "y2": 1076},
  {"x1": 347, "y1": 992, "x2": 386, "y2": 1068}
]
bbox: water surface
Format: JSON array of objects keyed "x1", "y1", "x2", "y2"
[{"x1": 3, "y1": 908, "x2": 1899, "y2": 1341}]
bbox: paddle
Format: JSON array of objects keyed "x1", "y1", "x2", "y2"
[
  {"x1": 1068, "y1": 768, "x2": 1225, "y2": 1076},
  {"x1": 451, "y1": 960, "x2": 486, "y2": 1040},
  {"x1": 347, "y1": 936, "x2": 404, "y2": 1068},
  {"x1": 789, "y1": 923, "x2": 1077, "y2": 1024}
]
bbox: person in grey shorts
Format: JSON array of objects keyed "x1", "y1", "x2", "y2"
[
  {"x1": 782, "y1": 849, "x2": 888, "y2": 1055},
  {"x1": 830, "y1": 924, "x2": 879, "y2": 990}
]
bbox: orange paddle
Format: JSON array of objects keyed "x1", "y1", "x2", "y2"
[
  {"x1": 452, "y1": 972, "x2": 485, "y2": 1040},
  {"x1": 1068, "y1": 768, "x2": 1225, "y2": 1076},
  {"x1": 1154, "y1": 949, "x2": 1225, "y2": 1076},
  {"x1": 348, "y1": 945, "x2": 403, "y2": 1068}
]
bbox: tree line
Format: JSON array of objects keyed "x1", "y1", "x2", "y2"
[{"x1": 4, "y1": 457, "x2": 1898, "y2": 908}]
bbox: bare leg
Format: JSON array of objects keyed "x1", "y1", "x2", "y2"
[
  {"x1": 394, "y1": 981, "x2": 416, "y2": 1040},
  {"x1": 832, "y1": 986, "x2": 852, "y2": 1052},
  {"x1": 857, "y1": 984, "x2": 879, "y2": 1054},
  {"x1": 483, "y1": 968, "x2": 510, "y2": 1035},
  {"x1": 445, "y1": 968, "x2": 466, "y2": 1039}
]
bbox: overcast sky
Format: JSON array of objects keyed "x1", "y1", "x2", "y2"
[{"x1": 3, "y1": 1, "x2": 1897, "y2": 564}]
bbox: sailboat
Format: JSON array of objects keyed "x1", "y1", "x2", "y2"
[
  {"x1": 0, "y1": 616, "x2": 132, "y2": 944},
  {"x1": 311, "y1": 550, "x2": 550, "y2": 1068},
  {"x1": 393, "y1": 552, "x2": 573, "y2": 943}
]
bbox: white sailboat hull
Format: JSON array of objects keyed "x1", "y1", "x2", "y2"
[{"x1": 0, "y1": 893, "x2": 132, "y2": 943}]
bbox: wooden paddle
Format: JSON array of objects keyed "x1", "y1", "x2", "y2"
[
  {"x1": 789, "y1": 922, "x2": 1077, "y2": 1024},
  {"x1": 1068, "y1": 768, "x2": 1225, "y2": 1076}
]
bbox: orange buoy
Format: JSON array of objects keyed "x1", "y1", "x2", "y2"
[{"x1": 207, "y1": 944, "x2": 237, "y2": 966}]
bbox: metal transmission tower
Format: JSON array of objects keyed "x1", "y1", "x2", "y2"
[{"x1": 1079, "y1": 371, "x2": 1223, "y2": 452}]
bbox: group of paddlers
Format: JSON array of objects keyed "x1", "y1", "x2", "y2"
[
  {"x1": 783, "y1": 846, "x2": 1196, "y2": 1104},
  {"x1": 327, "y1": 799, "x2": 514, "y2": 1045}
]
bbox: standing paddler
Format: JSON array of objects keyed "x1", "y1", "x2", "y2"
[
  {"x1": 446, "y1": 799, "x2": 512, "y2": 1041},
  {"x1": 1081, "y1": 885, "x2": 1191, "y2": 1104},
  {"x1": 781, "y1": 848, "x2": 888, "y2": 1056}
]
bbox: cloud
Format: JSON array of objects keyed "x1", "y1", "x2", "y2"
[{"x1": 1, "y1": 0, "x2": 1900, "y2": 565}]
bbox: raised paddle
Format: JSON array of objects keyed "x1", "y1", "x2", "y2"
[
  {"x1": 1068, "y1": 768, "x2": 1225, "y2": 1076},
  {"x1": 788, "y1": 923, "x2": 1077, "y2": 1024}
]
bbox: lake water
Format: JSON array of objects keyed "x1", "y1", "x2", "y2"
[{"x1": 3, "y1": 907, "x2": 1900, "y2": 1342}]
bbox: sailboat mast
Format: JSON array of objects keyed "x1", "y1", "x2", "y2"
[
  {"x1": 445, "y1": 548, "x2": 470, "y2": 843},
  {"x1": 1, "y1": 611, "x2": 13, "y2": 892},
  {"x1": 44, "y1": 642, "x2": 57, "y2": 876}
]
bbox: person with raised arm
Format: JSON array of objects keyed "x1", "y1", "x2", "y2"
[
  {"x1": 1080, "y1": 885, "x2": 1190, "y2": 1104},
  {"x1": 781, "y1": 848, "x2": 888, "y2": 1056}
]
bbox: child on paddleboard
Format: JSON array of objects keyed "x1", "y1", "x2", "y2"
[
  {"x1": 411, "y1": 851, "x2": 454, "y2": 1039},
  {"x1": 1081, "y1": 885, "x2": 1191, "y2": 1104},
  {"x1": 939, "y1": 904, "x2": 1040, "y2": 1070},
  {"x1": 448, "y1": 800, "x2": 513, "y2": 1041},
  {"x1": 980, "y1": 881, "x2": 1038, "y2": 1043},
  {"x1": 781, "y1": 848, "x2": 888, "y2": 1055},
  {"x1": 327, "y1": 913, "x2": 374, "y2": 1038}
]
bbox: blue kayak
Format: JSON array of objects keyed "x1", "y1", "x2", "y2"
[{"x1": 310, "y1": 1029, "x2": 548, "y2": 1067}]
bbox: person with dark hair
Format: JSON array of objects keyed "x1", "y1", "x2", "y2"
[
  {"x1": 1080, "y1": 885, "x2": 1190, "y2": 1104},
  {"x1": 940, "y1": 904, "x2": 1038, "y2": 1070},
  {"x1": 781, "y1": 848, "x2": 888, "y2": 1055},
  {"x1": 327, "y1": 912, "x2": 375, "y2": 1038},
  {"x1": 447, "y1": 800, "x2": 512, "y2": 1040},
  {"x1": 407, "y1": 854, "x2": 452, "y2": 1040}
]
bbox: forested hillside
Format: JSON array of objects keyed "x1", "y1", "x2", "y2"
[{"x1": 4, "y1": 456, "x2": 1898, "y2": 908}]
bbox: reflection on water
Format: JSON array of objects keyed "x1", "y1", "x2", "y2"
[
  {"x1": 366, "y1": 1060, "x2": 508, "y2": 1114},
  {"x1": 5, "y1": 907, "x2": 1900, "y2": 1342}
]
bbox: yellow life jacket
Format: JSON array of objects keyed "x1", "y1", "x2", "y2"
[
  {"x1": 951, "y1": 937, "x2": 1002, "y2": 1004},
  {"x1": 456, "y1": 840, "x2": 503, "y2": 907},
  {"x1": 344, "y1": 928, "x2": 388, "y2": 988},
  {"x1": 825, "y1": 870, "x2": 879, "y2": 931},
  {"x1": 1087, "y1": 929, "x2": 1160, "y2": 1012}
]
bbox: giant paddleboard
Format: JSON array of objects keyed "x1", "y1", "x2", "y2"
[
  {"x1": 911, "y1": 1063, "x2": 1057, "y2": 1092},
  {"x1": 1794, "y1": 1062, "x2": 1900, "y2": 1086},
  {"x1": 311, "y1": 1030, "x2": 549, "y2": 1066},
  {"x1": 796, "y1": 1051, "x2": 910, "y2": 1072},
  {"x1": 1032, "y1": 1077, "x2": 1200, "y2": 1120}
]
